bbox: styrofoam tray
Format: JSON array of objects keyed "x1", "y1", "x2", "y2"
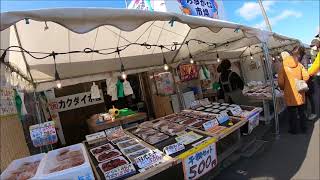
[{"x1": 1, "y1": 153, "x2": 46, "y2": 180}]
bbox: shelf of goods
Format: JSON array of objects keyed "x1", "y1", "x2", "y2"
[{"x1": 83, "y1": 104, "x2": 262, "y2": 180}]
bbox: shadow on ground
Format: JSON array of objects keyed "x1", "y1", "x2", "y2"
[{"x1": 215, "y1": 112, "x2": 319, "y2": 180}]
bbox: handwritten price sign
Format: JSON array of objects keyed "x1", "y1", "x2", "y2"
[
  {"x1": 230, "y1": 106, "x2": 242, "y2": 116},
  {"x1": 163, "y1": 142, "x2": 185, "y2": 155},
  {"x1": 135, "y1": 150, "x2": 164, "y2": 169},
  {"x1": 181, "y1": 139, "x2": 217, "y2": 180}
]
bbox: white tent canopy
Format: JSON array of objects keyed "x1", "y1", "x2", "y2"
[{"x1": 0, "y1": 8, "x2": 300, "y2": 91}]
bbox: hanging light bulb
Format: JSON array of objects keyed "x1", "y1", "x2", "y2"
[
  {"x1": 272, "y1": 57, "x2": 275, "y2": 61},
  {"x1": 120, "y1": 63, "x2": 127, "y2": 80},
  {"x1": 189, "y1": 53, "x2": 194, "y2": 64},
  {"x1": 52, "y1": 51, "x2": 62, "y2": 88},
  {"x1": 250, "y1": 52, "x2": 253, "y2": 60},
  {"x1": 160, "y1": 46, "x2": 169, "y2": 71},
  {"x1": 216, "y1": 53, "x2": 221, "y2": 63}
]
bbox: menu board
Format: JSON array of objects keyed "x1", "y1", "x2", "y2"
[{"x1": 0, "y1": 87, "x2": 17, "y2": 117}]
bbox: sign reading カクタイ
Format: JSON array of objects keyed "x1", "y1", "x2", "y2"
[{"x1": 48, "y1": 91, "x2": 104, "y2": 112}]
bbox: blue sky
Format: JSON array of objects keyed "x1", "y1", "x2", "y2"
[{"x1": 1, "y1": 0, "x2": 319, "y2": 44}]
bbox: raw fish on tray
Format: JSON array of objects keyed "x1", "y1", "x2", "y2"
[
  {"x1": 5, "y1": 161, "x2": 40, "y2": 180},
  {"x1": 153, "y1": 120, "x2": 170, "y2": 130},
  {"x1": 90, "y1": 143, "x2": 114, "y2": 155},
  {"x1": 98, "y1": 156, "x2": 129, "y2": 172},
  {"x1": 117, "y1": 139, "x2": 139, "y2": 149},
  {"x1": 121, "y1": 144, "x2": 146, "y2": 155},
  {"x1": 145, "y1": 133, "x2": 169, "y2": 145},
  {"x1": 111, "y1": 136, "x2": 133, "y2": 145},
  {"x1": 160, "y1": 123, "x2": 185, "y2": 135},
  {"x1": 204, "y1": 108, "x2": 213, "y2": 112},
  {"x1": 190, "y1": 121, "x2": 204, "y2": 128},
  {"x1": 135, "y1": 129, "x2": 158, "y2": 140},
  {"x1": 49, "y1": 149, "x2": 85, "y2": 173},
  {"x1": 180, "y1": 118, "x2": 198, "y2": 125},
  {"x1": 196, "y1": 107, "x2": 205, "y2": 111},
  {"x1": 95, "y1": 149, "x2": 121, "y2": 162},
  {"x1": 107, "y1": 131, "x2": 127, "y2": 141},
  {"x1": 138, "y1": 121, "x2": 154, "y2": 128}
]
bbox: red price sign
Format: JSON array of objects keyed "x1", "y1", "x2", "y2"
[{"x1": 181, "y1": 140, "x2": 217, "y2": 180}]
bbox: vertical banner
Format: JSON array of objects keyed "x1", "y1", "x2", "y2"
[
  {"x1": 177, "y1": 0, "x2": 219, "y2": 18},
  {"x1": 178, "y1": 138, "x2": 218, "y2": 180}
]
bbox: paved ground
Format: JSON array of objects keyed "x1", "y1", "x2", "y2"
[{"x1": 215, "y1": 116, "x2": 319, "y2": 180}]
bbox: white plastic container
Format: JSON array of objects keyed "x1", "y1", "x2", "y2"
[
  {"x1": 1, "y1": 153, "x2": 46, "y2": 180},
  {"x1": 35, "y1": 143, "x2": 94, "y2": 180}
]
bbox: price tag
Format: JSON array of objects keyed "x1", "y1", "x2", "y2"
[
  {"x1": 163, "y1": 142, "x2": 185, "y2": 155},
  {"x1": 85, "y1": 131, "x2": 106, "y2": 142},
  {"x1": 105, "y1": 126, "x2": 123, "y2": 136},
  {"x1": 230, "y1": 106, "x2": 242, "y2": 116},
  {"x1": 190, "y1": 100, "x2": 201, "y2": 109},
  {"x1": 181, "y1": 140, "x2": 217, "y2": 180},
  {"x1": 175, "y1": 131, "x2": 203, "y2": 145},
  {"x1": 135, "y1": 150, "x2": 164, "y2": 169},
  {"x1": 216, "y1": 112, "x2": 229, "y2": 124},
  {"x1": 202, "y1": 119, "x2": 219, "y2": 131},
  {"x1": 104, "y1": 163, "x2": 136, "y2": 180}
]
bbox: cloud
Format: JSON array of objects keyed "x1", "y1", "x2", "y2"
[
  {"x1": 254, "y1": 10, "x2": 302, "y2": 29},
  {"x1": 237, "y1": 1, "x2": 275, "y2": 21}
]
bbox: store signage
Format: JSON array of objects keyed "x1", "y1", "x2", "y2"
[
  {"x1": 215, "y1": 112, "x2": 229, "y2": 124},
  {"x1": 85, "y1": 131, "x2": 106, "y2": 143},
  {"x1": 29, "y1": 121, "x2": 58, "y2": 147},
  {"x1": 48, "y1": 90, "x2": 104, "y2": 112},
  {"x1": 179, "y1": 138, "x2": 217, "y2": 180},
  {"x1": 0, "y1": 87, "x2": 17, "y2": 117},
  {"x1": 175, "y1": 131, "x2": 203, "y2": 145},
  {"x1": 128, "y1": 0, "x2": 154, "y2": 11},
  {"x1": 230, "y1": 106, "x2": 242, "y2": 116},
  {"x1": 179, "y1": 64, "x2": 199, "y2": 82},
  {"x1": 202, "y1": 119, "x2": 219, "y2": 131},
  {"x1": 178, "y1": 0, "x2": 219, "y2": 19},
  {"x1": 104, "y1": 163, "x2": 136, "y2": 180},
  {"x1": 164, "y1": 142, "x2": 185, "y2": 155},
  {"x1": 135, "y1": 150, "x2": 164, "y2": 169}
]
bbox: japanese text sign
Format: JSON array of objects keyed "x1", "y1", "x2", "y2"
[
  {"x1": 135, "y1": 150, "x2": 164, "y2": 169},
  {"x1": 104, "y1": 163, "x2": 136, "y2": 180},
  {"x1": 29, "y1": 121, "x2": 58, "y2": 147},
  {"x1": 128, "y1": 0, "x2": 154, "y2": 11},
  {"x1": 178, "y1": 0, "x2": 219, "y2": 19},
  {"x1": 216, "y1": 112, "x2": 229, "y2": 124},
  {"x1": 0, "y1": 87, "x2": 17, "y2": 117},
  {"x1": 230, "y1": 106, "x2": 243, "y2": 116},
  {"x1": 164, "y1": 142, "x2": 185, "y2": 155},
  {"x1": 202, "y1": 119, "x2": 219, "y2": 131},
  {"x1": 48, "y1": 90, "x2": 104, "y2": 112},
  {"x1": 181, "y1": 138, "x2": 217, "y2": 180}
]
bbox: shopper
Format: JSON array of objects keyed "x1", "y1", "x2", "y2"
[
  {"x1": 217, "y1": 59, "x2": 245, "y2": 104},
  {"x1": 308, "y1": 34, "x2": 320, "y2": 118},
  {"x1": 278, "y1": 51, "x2": 310, "y2": 134}
]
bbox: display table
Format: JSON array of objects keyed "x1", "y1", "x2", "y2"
[{"x1": 86, "y1": 112, "x2": 147, "y2": 133}]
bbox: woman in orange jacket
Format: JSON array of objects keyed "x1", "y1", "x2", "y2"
[{"x1": 278, "y1": 47, "x2": 310, "y2": 134}]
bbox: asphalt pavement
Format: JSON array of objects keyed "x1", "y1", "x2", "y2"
[{"x1": 215, "y1": 116, "x2": 319, "y2": 180}]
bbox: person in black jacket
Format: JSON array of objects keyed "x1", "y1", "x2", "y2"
[{"x1": 217, "y1": 59, "x2": 245, "y2": 104}]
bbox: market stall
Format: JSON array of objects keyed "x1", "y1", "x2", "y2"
[{"x1": 1, "y1": 8, "x2": 301, "y2": 179}]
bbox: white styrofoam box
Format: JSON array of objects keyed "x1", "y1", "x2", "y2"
[
  {"x1": 248, "y1": 112, "x2": 260, "y2": 134},
  {"x1": 1, "y1": 153, "x2": 46, "y2": 180},
  {"x1": 35, "y1": 143, "x2": 94, "y2": 180}
]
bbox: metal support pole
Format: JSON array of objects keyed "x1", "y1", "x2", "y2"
[
  {"x1": 261, "y1": 42, "x2": 280, "y2": 138},
  {"x1": 258, "y1": 0, "x2": 272, "y2": 32}
]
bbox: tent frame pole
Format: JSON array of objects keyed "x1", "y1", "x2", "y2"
[{"x1": 261, "y1": 42, "x2": 280, "y2": 138}]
